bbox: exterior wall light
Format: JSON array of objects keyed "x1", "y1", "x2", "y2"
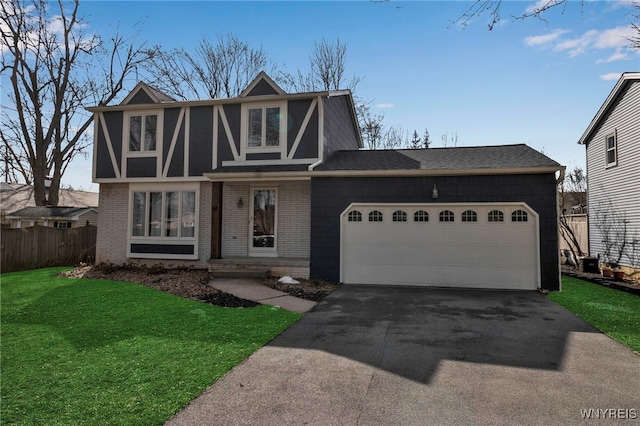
[
  {"x1": 431, "y1": 184, "x2": 439, "y2": 199},
  {"x1": 237, "y1": 197, "x2": 243, "y2": 208}
]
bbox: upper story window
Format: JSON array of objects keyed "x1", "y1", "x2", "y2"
[
  {"x1": 128, "y1": 113, "x2": 158, "y2": 152},
  {"x1": 243, "y1": 102, "x2": 286, "y2": 151},
  {"x1": 606, "y1": 132, "x2": 617, "y2": 167}
]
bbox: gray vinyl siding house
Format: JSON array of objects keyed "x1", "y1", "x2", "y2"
[
  {"x1": 89, "y1": 72, "x2": 563, "y2": 291},
  {"x1": 578, "y1": 72, "x2": 640, "y2": 268}
]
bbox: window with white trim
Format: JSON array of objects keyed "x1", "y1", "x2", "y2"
[
  {"x1": 488, "y1": 210, "x2": 504, "y2": 222},
  {"x1": 243, "y1": 102, "x2": 286, "y2": 150},
  {"x1": 348, "y1": 211, "x2": 362, "y2": 222},
  {"x1": 369, "y1": 210, "x2": 383, "y2": 222},
  {"x1": 127, "y1": 113, "x2": 158, "y2": 152},
  {"x1": 54, "y1": 221, "x2": 72, "y2": 229},
  {"x1": 392, "y1": 210, "x2": 407, "y2": 222},
  {"x1": 439, "y1": 210, "x2": 454, "y2": 222},
  {"x1": 131, "y1": 189, "x2": 197, "y2": 239},
  {"x1": 414, "y1": 210, "x2": 429, "y2": 222},
  {"x1": 511, "y1": 210, "x2": 528, "y2": 222},
  {"x1": 606, "y1": 132, "x2": 617, "y2": 167},
  {"x1": 461, "y1": 210, "x2": 478, "y2": 222}
]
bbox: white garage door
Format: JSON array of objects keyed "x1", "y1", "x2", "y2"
[{"x1": 341, "y1": 203, "x2": 540, "y2": 290}]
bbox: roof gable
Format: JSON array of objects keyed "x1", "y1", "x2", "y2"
[
  {"x1": 240, "y1": 71, "x2": 286, "y2": 97},
  {"x1": 121, "y1": 82, "x2": 176, "y2": 105},
  {"x1": 578, "y1": 72, "x2": 640, "y2": 145}
]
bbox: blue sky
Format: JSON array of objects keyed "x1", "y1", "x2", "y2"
[{"x1": 65, "y1": 0, "x2": 639, "y2": 191}]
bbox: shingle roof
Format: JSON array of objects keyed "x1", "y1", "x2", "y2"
[
  {"x1": 315, "y1": 144, "x2": 560, "y2": 172},
  {"x1": 7, "y1": 206, "x2": 95, "y2": 219}
]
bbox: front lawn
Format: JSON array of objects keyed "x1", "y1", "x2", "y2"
[
  {"x1": 0, "y1": 267, "x2": 302, "y2": 425},
  {"x1": 549, "y1": 276, "x2": 640, "y2": 352}
]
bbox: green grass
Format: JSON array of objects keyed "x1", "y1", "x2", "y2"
[
  {"x1": 1, "y1": 267, "x2": 302, "y2": 425},
  {"x1": 549, "y1": 276, "x2": 640, "y2": 352}
]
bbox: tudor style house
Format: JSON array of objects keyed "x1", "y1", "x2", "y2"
[
  {"x1": 89, "y1": 72, "x2": 563, "y2": 291},
  {"x1": 578, "y1": 72, "x2": 640, "y2": 269}
]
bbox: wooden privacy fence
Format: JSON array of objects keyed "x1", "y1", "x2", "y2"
[{"x1": 1, "y1": 225, "x2": 97, "y2": 274}]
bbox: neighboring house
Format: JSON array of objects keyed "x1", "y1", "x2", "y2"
[
  {"x1": 578, "y1": 72, "x2": 640, "y2": 269},
  {"x1": 5, "y1": 206, "x2": 98, "y2": 229},
  {"x1": 88, "y1": 72, "x2": 563, "y2": 291},
  {"x1": 0, "y1": 182, "x2": 99, "y2": 228}
]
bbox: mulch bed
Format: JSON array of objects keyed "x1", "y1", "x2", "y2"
[
  {"x1": 561, "y1": 264, "x2": 640, "y2": 296},
  {"x1": 62, "y1": 263, "x2": 339, "y2": 308}
]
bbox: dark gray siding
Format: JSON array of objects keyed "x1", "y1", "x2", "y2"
[
  {"x1": 310, "y1": 174, "x2": 560, "y2": 291},
  {"x1": 246, "y1": 79, "x2": 280, "y2": 96},
  {"x1": 96, "y1": 111, "x2": 122, "y2": 179},
  {"x1": 323, "y1": 95, "x2": 360, "y2": 159},
  {"x1": 189, "y1": 106, "x2": 213, "y2": 176},
  {"x1": 167, "y1": 119, "x2": 185, "y2": 177},
  {"x1": 127, "y1": 157, "x2": 156, "y2": 178},
  {"x1": 287, "y1": 99, "x2": 318, "y2": 159},
  {"x1": 247, "y1": 153, "x2": 280, "y2": 161},
  {"x1": 219, "y1": 104, "x2": 241, "y2": 163},
  {"x1": 127, "y1": 90, "x2": 154, "y2": 105},
  {"x1": 163, "y1": 108, "x2": 181, "y2": 165},
  {"x1": 130, "y1": 243, "x2": 195, "y2": 255},
  {"x1": 217, "y1": 114, "x2": 234, "y2": 166}
]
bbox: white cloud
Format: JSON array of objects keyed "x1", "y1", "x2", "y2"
[
  {"x1": 600, "y1": 72, "x2": 623, "y2": 81},
  {"x1": 375, "y1": 103, "x2": 395, "y2": 109},
  {"x1": 525, "y1": 24, "x2": 636, "y2": 60},
  {"x1": 524, "y1": 29, "x2": 570, "y2": 47}
]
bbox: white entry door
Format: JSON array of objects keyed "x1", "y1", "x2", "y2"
[
  {"x1": 249, "y1": 188, "x2": 277, "y2": 257},
  {"x1": 341, "y1": 203, "x2": 539, "y2": 290}
]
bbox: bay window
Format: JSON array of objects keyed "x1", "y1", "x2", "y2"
[{"x1": 131, "y1": 189, "x2": 197, "y2": 239}]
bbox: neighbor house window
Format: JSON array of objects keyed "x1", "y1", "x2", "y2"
[
  {"x1": 247, "y1": 105, "x2": 282, "y2": 148},
  {"x1": 348, "y1": 211, "x2": 362, "y2": 222},
  {"x1": 392, "y1": 210, "x2": 407, "y2": 222},
  {"x1": 511, "y1": 210, "x2": 528, "y2": 222},
  {"x1": 488, "y1": 210, "x2": 504, "y2": 222},
  {"x1": 131, "y1": 189, "x2": 197, "y2": 239},
  {"x1": 461, "y1": 210, "x2": 478, "y2": 222},
  {"x1": 606, "y1": 132, "x2": 617, "y2": 166},
  {"x1": 128, "y1": 113, "x2": 158, "y2": 152},
  {"x1": 439, "y1": 210, "x2": 454, "y2": 222},
  {"x1": 414, "y1": 210, "x2": 429, "y2": 222},
  {"x1": 54, "y1": 221, "x2": 72, "y2": 229},
  {"x1": 369, "y1": 210, "x2": 383, "y2": 222}
]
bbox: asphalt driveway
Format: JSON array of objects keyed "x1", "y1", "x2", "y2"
[{"x1": 167, "y1": 285, "x2": 639, "y2": 425}]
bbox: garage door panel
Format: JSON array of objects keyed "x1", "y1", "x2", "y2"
[{"x1": 342, "y1": 203, "x2": 539, "y2": 290}]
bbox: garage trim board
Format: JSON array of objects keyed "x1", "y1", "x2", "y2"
[{"x1": 340, "y1": 202, "x2": 541, "y2": 290}]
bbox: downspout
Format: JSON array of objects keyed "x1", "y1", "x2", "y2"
[{"x1": 555, "y1": 166, "x2": 566, "y2": 292}]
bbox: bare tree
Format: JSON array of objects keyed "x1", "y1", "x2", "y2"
[
  {"x1": 422, "y1": 128, "x2": 431, "y2": 148},
  {"x1": 558, "y1": 167, "x2": 587, "y2": 267},
  {"x1": 409, "y1": 130, "x2": 421, "y2": 149},
  {"x1": 1, "y1": 0, "x2": 152, "y2": 205},
  {"x1": 278, "y1": 37, "x2": 360, "y2": 93},
  {"x1": 144, "y1": 33, "x2": 270, "y2": 100},
  {"x1": 454, "y1": 0, "x2": 578, "y2": 30}
]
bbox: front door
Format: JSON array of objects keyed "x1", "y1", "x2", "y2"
[{"x1": 249, "y1": 188, "x2": 277, "y2": 256}]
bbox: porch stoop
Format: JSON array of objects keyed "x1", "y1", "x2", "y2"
[{"x1": 208, "y1": 257, "x2": 310, "y2": 279}]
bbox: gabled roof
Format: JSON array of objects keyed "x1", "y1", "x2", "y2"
[
  {"x1": 315, "y1": 144, "x2": 561, "y2": 173},
  {"x1": 0, "y1": 184, "x2": 99, "y2": 216},
  {"x1": 578, "y1": 72, "x2": 640, "y2": 145},
  {"x1": 6, "y1": 206, "x2": 97, "y2": 220},
  {"x1": 240, "y1": 71, "x2": 286, "y2": 97},
  {"x1": 120, "y1": 82, "x2": 176, "y2": 105}
]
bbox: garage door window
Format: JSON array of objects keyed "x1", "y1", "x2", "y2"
[
  {"x1": 488, "y1": 210, "x2": 504, "y2": 222},
  {"x1": 392, "y1": 210, "x2": 407, "y2": 222},
  {"x1": 512, "y1": 210, "x2": 528, "y2": 222},
  {"x1": 369, "y1": 210, "x2": 383, "y2": 222},
  {"x1": 348, "y1": 211, "x2": 362, "y2": 222},
  {"x1": 439, "y1": 210, "x2": 455, "y2": 222},
  {"x1": 461, "y1": 210, "x2": 478, "y2": 222},
  {"x1": 414, "y1": 210, "x2": 429, "y2": 222}
]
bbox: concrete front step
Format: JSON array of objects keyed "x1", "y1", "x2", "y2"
[{"x1": 210, "y1": 268, "x2": 271, "y2": 279}]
